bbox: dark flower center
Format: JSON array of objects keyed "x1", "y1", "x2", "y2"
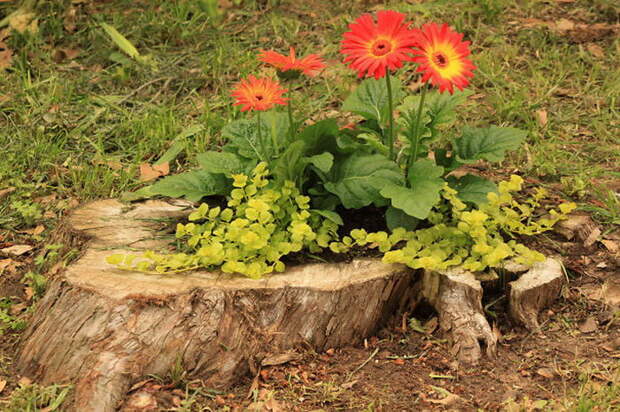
[
  {"x1": 255, "y1": 94, "x2": 264, "y2": 101},
  {"x1": 433, "y1": 52, "x2": 448, "y2": 67},
  {"x1": 371, "y1": 40, "x2": 392, "y2": 57}
]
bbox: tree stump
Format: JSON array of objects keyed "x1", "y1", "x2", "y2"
[
  {"x1": 508, "y1": 258, "x2": 565, "y2": 330},
  {"x1": 16, "y1": 200, "x2": 419, "y2": 412},
  {"x1": 16, "y1": 199, "x2": 567, "y2": 410},
  {"x1": 420, "y1": 268, "x2": 497, "y2": 364}
]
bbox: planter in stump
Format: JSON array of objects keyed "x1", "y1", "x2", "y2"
[{"x1": 16, "y1": 199, "x2": 565, "y2": 411}]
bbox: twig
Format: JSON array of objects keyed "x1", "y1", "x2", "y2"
[
  {"x1": 118, "y1": 76, "x2": 171, "y2": 105},
  {"x1": 348, "y1": 347, "x2": 379, "y2": 378}
]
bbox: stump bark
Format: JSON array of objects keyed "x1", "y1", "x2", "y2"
[{"x1": 16, "y1": 200, "x2": 418, "y2": 412}]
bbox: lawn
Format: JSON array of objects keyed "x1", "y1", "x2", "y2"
[{"x1": 0, "y1": 0, "x2": 618, "y2": 410}]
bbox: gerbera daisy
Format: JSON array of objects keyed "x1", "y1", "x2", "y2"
[
  {"x1": 340, "y1": 10, "x2": 417, "y2": 79},
  {"x1": 231, "y1": 75, "x2": 288, "y2": 112},
  {"x1": 258, "y1": 47, "x2": 326, "y2": 78},
  {"x1": 412, "y1": 23, "x2": 476, "y2": 94}
]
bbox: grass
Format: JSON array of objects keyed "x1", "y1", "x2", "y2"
[
  {"x1": 1, "y1": 0, "x2": 617, "y2": 232},
  {"x1": 0, "y1": 0, "x2": 618, "y2": 409}
]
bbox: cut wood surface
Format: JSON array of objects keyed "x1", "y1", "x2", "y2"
[
  {"x1": 16, "y1": 200, "x2": 418, "y2": 412},
  {"x1": 508, "y1": 258, "x2": 565, "y2": 330}
]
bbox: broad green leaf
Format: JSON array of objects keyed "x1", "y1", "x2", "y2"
[
  {"x1": 447, "y1": 174, "x2": 498, "y2": 206},
  {"x1": 324, "y1": 154, "x2": 404, "y2": 209},
  {"x1": 197, "y1": 151, "x2": 249, "y2": 175},
  {"x1": 136, "y1": 170, "x2": 229, "y2": 202},
  {"x1": 223, "y1": 112, "x2": 290, "y2": 161},
  {"x1": 312, "y1": 209, "x2": 343, "y2": 226},
  {"x1": 304, "y1": 152, "x2": 333, "y2": 173},
  {"x1": 386, "y1": 206, "x2": 419, "y2": 231},
  {"x1": 299, "y1": 119, "x2": 340, "y2": 154},
  {"x1": 381, "y1": 159, "x2": 444, "y2": 219},
  {"x1": 342, "y1": 77, "x2": 403, "y2": 124},
  {"x1": 425, "y1": 89, "x2": 472, "y2": 128},
  {"x1": 453, "y1": 126, "x2": 526, "y2": 163}
]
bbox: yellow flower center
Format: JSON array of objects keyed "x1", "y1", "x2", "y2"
[
  {"x1": 370, "y1": 39, "x2": 393, "y2": 57},
  {"x1": 428, "y1": 43, "x2": 463, "y2": 80}
]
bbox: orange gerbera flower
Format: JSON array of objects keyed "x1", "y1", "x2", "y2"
[
  {"x1": 412, "y1": 23, "x2": 475, "y2": 94},
  {"x1": 340, "y1": 10, "x2": 417, "y2": 79},
  {"x1": 231, "y1": 75, "x2": 288, "y2": 112},
  {"x1": 258, "y1": 47, "x2": 326, "y2": 78}
]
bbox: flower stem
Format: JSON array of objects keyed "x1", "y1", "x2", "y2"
[
  {"x1": 408, "y1": 85, "x2": 428, "y2": 169},
  {"x1": 257, "y1": 111, "x2": 265, "y2": 161},
  {"x1": 287, "y1": 91, "x2": 294, "y2": 140},
  {"x1": 385, "y1": 71, "x2": 395, "y2": 160}
]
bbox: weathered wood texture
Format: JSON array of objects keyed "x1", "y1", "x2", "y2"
[
  {"x1": 508, "y1": 258, "x2": 565, "y2": 330},
  {"x1": 16, "y1": 200, "x2": 418, "y2": 412},
  {"x1": 421, "y1": 268, "x2": 497, "y2": 364}
]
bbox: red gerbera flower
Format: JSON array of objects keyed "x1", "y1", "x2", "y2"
[
  {"x1": 258, "y1": 47, "x2": 326, "y2": 78},
  {"x1": 231, "y1": 75, "x2": 288, "y2": 112},
  {"x1": 340, "y1": 10, "x2": 417, "y2": 79},
  {"x1": 412, "y1": 23, "x2": 476, "y2": 94}
]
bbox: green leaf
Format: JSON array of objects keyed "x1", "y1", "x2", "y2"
[
  {"x1": 386, "y1": 206, "x2": 419, "y2": 231},
  {"x1": 304, "y1": 152, "x2": 333, "y2": 173},
  {"x1": 155, "y1": 124, "x2": 204, "y2": 166},
  {"x1": 299, "y1": 119, "x2": 340, "y2": 154},
  {"x1": 342, "y1": 77, "x2": 403, "y2": 124},
  {"x1": 223, "y1": 112, "x2": 290, "y2": 161},
  {"x1": 453, "y1": 126, "x2": 526, "y2": 163},
  {"x1": 447, "y1": 174, "x2": 498, "y2": 206},
  {"x1": 100, "y1": 23, "x2": 140, "y2": 59},
  {"x1": 312, "y1": 209, "x2": 343, "y2": 226},
  {"x1": 324, "y1": 154, "x2": 404, "y2": 209},
  {"x1": 197, "y1": 151, "x2": 250, "y2": 175},
  {"x1": 425, "y1": 89, "x2": 472, "y2": 128},
  {"x1": 127, "y1": 170, "x2": 229, "y2": 202},
  {"x1": 380, "y1": 159, "x2": 444, "y2": 219},
  {"x1": 272, "y1": 140, "x2": 306, "y2": 182}
]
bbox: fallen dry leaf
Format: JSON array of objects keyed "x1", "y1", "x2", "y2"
[
  {"x1": 586, "y1": 43, "x2": 605, "y2": 58},
  {"x1": 0, "y1": 379, "x2": 6, "y2": 394},
  {"x1": 52, "y1": 47, "x2": 80, "y2": 63},
  {"x1": 578, "y1": 317, "x2": 598, "y2": 334},
  {"x1": 9, "y1": 11, "x2": 38, "y2": 34},
  {"x1": 601, "y1": 239, "x2": 619, "y2": 254},
  {"x1": 0, "y1": 186, "x2": 15, "y2": 198},
  {"x1": 537, "y1": 367, "x2": 556, "y2": 379},
  {"x1": 18, "y1": 376, "x2": 32, "y2": 386},
  {"x1": 21, "y1": 224, "x2": 45, "y2": 236},
  {"x1": 536, "y1": 109, "x2": 548, "y2": 127},
  {"x1": 1, "y1": 244, "x2": 33, "y2": 256},
  {"x1": 602, "y1": 279, "x2": 620, "y2": 306},
  {"x1": 139, "y1": 162, "x2": 169, "y2": 182},
  {"x1": 124, "y1": 391, "x2": 157, "y2": 410},
  {"x1": 554, "y1": 18, "x2": 575, "y2": 32},
  {"x1": 9, "y1": 302, "x2": 27, "y2": 316},
  {"x1": 0, "y1": 258, "x2": 15, "y2": 272},
  {"x1": 0, "y1": 41, "x2": 13, "y2": 70},
  {"x1": 64, "y1": 6, "x2": 78, "y2": 33},
  {"x1": 24, "y1": 286, "x2": 34, "y2": 301}
]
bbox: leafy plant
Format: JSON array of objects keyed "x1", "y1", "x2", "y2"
[
  {"x1": 113, "y1": 9, "x2": 575, "y2": 280},
  {"x1": 109, "y1": 163, "x2": 340, "y2": 278},
  {"x1": 1, "y1": 382, "x2": 72, "y2": 411},
  {"x1": 0, "y1": 298, "x2": 27, "y2": 335}
]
